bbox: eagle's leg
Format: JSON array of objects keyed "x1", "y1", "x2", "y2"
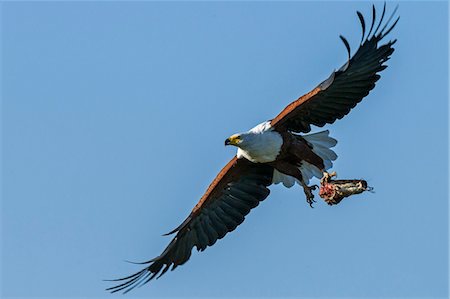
[
  {"x1": 270, "y1": 160, "x2": 317, "y2": 207},
  {"x1": 300, "y1": 180, "x2": 317, "y2": 208}
]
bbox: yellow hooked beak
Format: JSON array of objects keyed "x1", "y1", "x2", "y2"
[{"x1": 225, "y1": 134, "x2": 241, "y2": 146}]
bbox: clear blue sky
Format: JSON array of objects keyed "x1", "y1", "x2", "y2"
[{"x1": 1, "y1": 1, "x2": 448, "y2": 298}]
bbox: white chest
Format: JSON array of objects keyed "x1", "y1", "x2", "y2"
[{"x1": 236, "y1": 129, "x2": 283, "y2": 163}]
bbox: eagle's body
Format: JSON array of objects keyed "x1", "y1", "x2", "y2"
[
  {"x1": 108, "y1": 4, "x2": 399, "y2": 293},
  {"x1": 233, "y1": 121, "x2": 337, "y2": 193}
]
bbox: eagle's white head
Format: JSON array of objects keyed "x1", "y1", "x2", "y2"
[{"x1": 224, "y1": 121, "x2": 283, "y2": 163}]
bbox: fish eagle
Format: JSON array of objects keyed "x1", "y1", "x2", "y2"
[{"x1": 108, "y1": 4, "x2": 399, "y2": 293}]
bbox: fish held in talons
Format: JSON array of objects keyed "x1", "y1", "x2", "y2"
[{"x1": 319, "y1": 172, "x2": 373, "y2": 205}]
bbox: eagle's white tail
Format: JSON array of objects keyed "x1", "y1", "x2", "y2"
[
  {"x1": 300, "y1": 130, "x2": 337, "y2": 184},
  {"x1": 273, "y1": 130, "x2": 337, "y2": 187}
]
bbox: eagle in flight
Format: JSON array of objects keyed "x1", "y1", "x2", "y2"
[{"x1": 108, "y1": 4, "x2": 399, "y2": 293}]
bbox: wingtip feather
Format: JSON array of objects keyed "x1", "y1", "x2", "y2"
[
  {"x1": 356, "y1": 11, "x2": 366, "y2": 44},
  {"x1": 339, "y1": 35, "x2": 351, "y2": 61}
]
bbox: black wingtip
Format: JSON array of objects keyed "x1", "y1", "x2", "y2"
[
  {"x1": 373, "y1": 2, "x2": 387, "y2": 38},
  {"x1": 162, "y1": 230, "x2": 177, "y2": 236},
  {"x1": 133, "y1": 271, "x2": 157, "y2": 290},
  {"x1": 124, "y1": 258, "x2": 155, "y2": 265},
  {"x1": 156, "y1": 264, "x2": 171, "y2": 279},
  {"x1": 382, "y1": 16, "x2": 400, "y2": 39},
  {"x1": 356, "y1": 11, "x2": 366, "y2": 44},
  {"x1": 104, "y1": 270, "x2": 143, "y2": 283},
  {"x1": 162, "y1": 215, "x2": 192, "y2": 236},
  {"x1": 367, "y1": 4, "x2": 376, "y2": 38},
  {"x1": 105, "y1": 269, "x2": 148, "y2": 293},
  {"x1": 339, "y1": 35, "x2": 351, "y2": 60},
  {"x1": 361, "y1": 3, "x2": 399, "y2": 43},
  {"x1": 163, "y1": 225, "x2": 181, "y2": 236},
  {"x1": 380, "y1": 4, "x2": 400, "y2": 39}
]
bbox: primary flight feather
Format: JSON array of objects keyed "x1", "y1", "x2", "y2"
[{"x1": 107, "y1": 4, "x2": 399, "y2": 293}]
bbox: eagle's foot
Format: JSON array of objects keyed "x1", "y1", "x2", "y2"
[
  {"x1": 320, "y1": 171, "x2": 337, "y2": 184},
  {"x1": 303, "y1": 184, "x2": 317, "y2": 208}
]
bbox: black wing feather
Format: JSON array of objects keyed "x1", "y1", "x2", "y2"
[
  {"x1": 106, "y1": 159, "x2": 273, "y2": 293},
  {"x1": 271, "y1": 4, "x2": 399, "y2": 133}
]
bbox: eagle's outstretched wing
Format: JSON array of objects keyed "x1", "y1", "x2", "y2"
[
  {"x1": 271, "y1": 4, "x2": 399, "y2": 133},
  {"x1": 106, "y1": 157, "x2": 273, "y2": 293}
]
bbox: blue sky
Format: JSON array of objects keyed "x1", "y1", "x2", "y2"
[{"x1": 1, "y1": 1, "x2": 448, "y2": 298}]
